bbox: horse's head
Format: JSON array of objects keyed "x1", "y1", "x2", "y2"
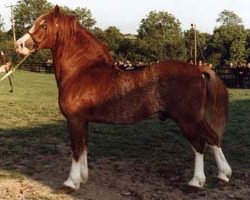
[{"x1": 16, "y1": 5, "x2": 61, "y2": 55}]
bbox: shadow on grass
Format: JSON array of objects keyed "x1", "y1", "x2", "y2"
[
  {"x1": 0, "y1": 119, "x2": 195, "y2": 198},
  {"x1": 0, "y1": 98, "x2": 249, "y2": 198},
  {"x1": 226, "y1": 98, "x2": 250, "y2": 166}
]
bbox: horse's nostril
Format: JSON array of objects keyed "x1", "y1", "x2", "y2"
[
  {"x1": 25, "y1": 39, "x2": 35, "y2": 50},
  {"x1": 20, "y1": 43, "x2": 23, "y2": 48}
]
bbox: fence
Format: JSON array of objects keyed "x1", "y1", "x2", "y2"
[
  {"x1": 216, "y1": 67, "x2": 250, "y2": 88},
  {"x1": 20, "y1": 63, "x2": 54, "y2": 74},
  {"x1": 19, "y1": 63, "x2": 250, "y2": 88}
]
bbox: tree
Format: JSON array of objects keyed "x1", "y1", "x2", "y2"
[
  {"x1": 14, "y1": 0, "x2": 96, "y2": 37},
  {"x1": 138, "y1": 11, "x2": 186, "y2": 61},
  {"x1": 183, "y1": 29, "x2": 211, "y2": 63},
  {"x1": 245, "y1": 29, "x2": 250, "y2": 62},
  {"x1": 12, "y1": 0, "x2": 96, "y2": 64},
  {"x1": 61, "y1": 6, "x2": 96, "y2": 28},
  {"x1": 92, "y1": 27, "x2": 105, "y2": 41},
  {"x1": 14, "y1": 0, "x2": 53, "y2": 38},
  {"x1": 211, "y1": 10, "x2": 246, "y2": 66},
  {"x1": 102, "y1": 26, "x2": 124, "y2": 58},
  {"x1": 0, "y1": 14, "x2": 4, "y2": 32},
  {"x1": 217, "y1": 10, "x2": 243, "y2": 26},
  {"x1": 0, "y1": 15, "x2": 4, "y2": 43}
]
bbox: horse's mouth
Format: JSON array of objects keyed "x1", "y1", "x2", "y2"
[
  {"x1": 15, "y1": 33, "x2": 37, "y2": 56},
  {"x1": 16, "y1": 43, "x2": 36, "y2": 56}
]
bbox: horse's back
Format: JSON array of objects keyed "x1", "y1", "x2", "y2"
[{"x1": 151, "y1": 61, "x2": 207, "y2": 119}]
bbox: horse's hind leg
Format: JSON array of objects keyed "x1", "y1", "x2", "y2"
[
  {"x1": 210, "y1": 145, "x2": 232, "y2": 182},
  {"x1": 61, "y1": 118, "x2": 88, "y2": 193},
  {"x1": 180, "y1": 119, "x2": 207, "y2": 188},
  {"x1": 203, "y1": 124, "x2": 232, "y2": 183},
  {"x1": 188, "y1": 146, "x2": 206, "y2": 188},
  {"x1": 182, "y1": 119, "x2": 232, "y2": 188}
]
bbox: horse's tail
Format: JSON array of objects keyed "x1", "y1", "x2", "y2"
[{"x1": 199, "y1": 66, "x2": 229, "y2": 144}]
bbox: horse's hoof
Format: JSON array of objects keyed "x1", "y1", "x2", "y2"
[
  {"x1": 217, "y1": 172, "x2": 230, "y2": 183},
  {"x1": 217, "y1": 178, "x2": 229, "y2": 187},
  {"x1": 188, "y1": 176, "x2": 205, "y2": 189},
  {"x1": 58, "y1": 185, "x2": 76, "y2": 194}
]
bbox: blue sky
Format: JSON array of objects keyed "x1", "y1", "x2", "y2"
[{"x1": 1, "y1": 0, "x2": 250, "y2": 34}]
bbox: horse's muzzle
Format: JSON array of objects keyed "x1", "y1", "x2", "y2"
[{"x1": 16, "y1": 33, "x2": 36, "y2": 56}]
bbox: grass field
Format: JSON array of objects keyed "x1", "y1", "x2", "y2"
[{"x1": 0, "y1": 70, "x2": 249, "y2": 200}]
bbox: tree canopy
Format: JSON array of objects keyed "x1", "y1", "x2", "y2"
[
  {"x1": 217, "y1": 10, "x2": 243, "y2": 26},
  {"x1": 9, "y1": 0, "x2": 96, "y2": 64},
  {"x1": 211, "y1": 10, "x2": 247, "y2": 66},
  {"x1": 14, "y1": 0, "x2": 53, "y2": 38},
  {"x1": 1, "y1": 2, "x2": 250, "y2": 68},
  {"x1": 137, "y1": 11, "x2": 186, "y2": 61}
]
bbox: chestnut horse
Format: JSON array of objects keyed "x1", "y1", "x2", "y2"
[{"x1": 16, "y1": 6, "x2": 232, "y2": 193}]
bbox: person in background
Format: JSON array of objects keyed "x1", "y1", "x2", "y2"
[
  {"x1": 0, "y1": 51, "x2": 13, "y2": 92},
  {"x1": 0, "y1": 51, "x2": 12, "y2": 73}
]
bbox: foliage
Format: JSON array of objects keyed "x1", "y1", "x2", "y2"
[
  {"x1": 102, "y1": 26, "x2": 124, "y2": 56},
  {"x1": 61, "y1": 6, "x2": 96, "y2": 29},
  {"x1": 0, "y1": 14, "x2": 4, "y2": 32},
  {"x1": 92, "y1": 27, "x2": 105, "y2": 41},
  {"x1": 0, "y1": 15, "x2": 5, "y2": 44},
  {"x1": 1, "y1": 2, "x2": 250, "y2": 67},
  {"x1": 217, "y1": 10, "x2": 243, "y2": 26},
  {"x1": 9, "y1": 0, "x2": 96, "y2": 64},
  {"x1": 138, "y1": 11, "x2": 186, "y2": 61},
  {"x1": 184, "y1": 30, "x2": 211, "y2": 63},
  {"x1": 14, "y1": 0, "x2": 53, "y2": 38},
  {"x1": 118, "y1": 38, "x2": 142, "y2": 62},
  {"x1": 211, "y1": 10, "x2": 246, "y2": 66},
  {"x1": 245, "y1": 29, "x2": 250, "y2": 63}
]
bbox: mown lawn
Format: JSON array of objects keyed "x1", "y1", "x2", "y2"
[
  {"x1": 0, "y1": 70, "x2": 249, "y2": 199},
  {"x1": 0, "y1": 70, "x2": 249, "y2": 165}
]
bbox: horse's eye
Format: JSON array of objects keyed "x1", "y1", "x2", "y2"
[{"x1": 41, "y1": 23, "x2": 47, "y2": 30}]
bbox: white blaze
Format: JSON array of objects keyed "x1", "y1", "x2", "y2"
[{"x1": 16, "y1": 25, "x2": 35, "y2": 56}]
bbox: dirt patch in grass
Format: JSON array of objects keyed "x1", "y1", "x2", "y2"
[
  {"x1": 0, "y1": 119, "x2": 249, "y2": 200},
  {"x1": 0, "y1": 154, "x2": 249, "y2": 200},
  {"x1": 0, "y1": 178, "x2": 71, "y2": 200}
]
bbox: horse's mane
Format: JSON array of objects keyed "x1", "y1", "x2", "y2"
[{"x1": 54, "y1": 11, "x2": 114, "y2": 66}]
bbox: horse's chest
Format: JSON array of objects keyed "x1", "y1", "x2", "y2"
[{"x1": 59, "y1": 87, "x2": 97, "y2": 117}]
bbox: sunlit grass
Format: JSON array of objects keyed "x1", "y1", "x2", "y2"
[
  {"x1": 0, "y1": 70, "x2": 249, "y2": 163},
  {"x1": 0, "y1": 70, "x2": 62, "y2": 129},
  {"x1": 0, "y1": 70, "x2": 249, "y2": 197}
]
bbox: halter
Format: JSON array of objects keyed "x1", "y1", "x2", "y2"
[{"x1": 27, "y1": 31, "x2": 39, "y2": 50}]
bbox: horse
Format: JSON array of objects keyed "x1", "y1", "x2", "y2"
[{"x1": 16, "y1": 6, "x2": 232, "y2": 193}]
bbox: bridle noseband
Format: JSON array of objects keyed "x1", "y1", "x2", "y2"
[{"x1": 27, "y1": 31, "x2": 38, "y2": 50}]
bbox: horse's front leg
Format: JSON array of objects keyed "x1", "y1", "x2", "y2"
[{"x1": 60, "y1": 118, "x2": 88, "y2": 193}]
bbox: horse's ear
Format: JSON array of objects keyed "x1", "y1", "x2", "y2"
[{"x1": 54, "y1": 5, "x2": 60, "y2": 18}]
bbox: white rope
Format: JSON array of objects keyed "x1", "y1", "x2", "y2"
[{"x1": 0, "y1": 54, "x2": 31, "y2": 82}]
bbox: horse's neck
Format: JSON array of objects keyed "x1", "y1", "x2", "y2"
[
  {"x1": 51, "y1": 27, "x2": 115, "y2": 86},
  {"x1": 52, "y1": 41, "x2": 114, "y2": 87}
]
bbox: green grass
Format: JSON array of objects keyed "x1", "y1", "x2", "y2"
[
  {"x1": 0, "y1": 70, "x2": 62, "y2": 129},
  {"x1": 0, "y1": 70, "x2": 249, "y2": 182}
]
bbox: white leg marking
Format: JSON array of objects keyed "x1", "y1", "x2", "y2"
[
  {"x1": 63, "y1": 151, "x2": 88, "y2": 190},
  {"x1": 80, "y1": 151, "x2": 88, "y2": 183},
  {"x1": 188, "y1": 148, "x2": 206, "y2": 188},
  {"x1": 211, "y1": 146, "x2": 232, "y2": 182}
]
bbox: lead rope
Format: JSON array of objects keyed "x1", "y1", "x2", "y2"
[{"x1": 0, "y1": 53, "x2": 31, "y2": 82}]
